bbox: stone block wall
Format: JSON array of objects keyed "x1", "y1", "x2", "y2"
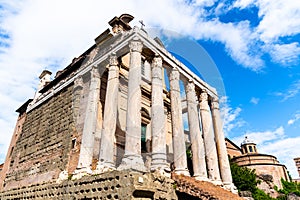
[
  {"x1": 3, "y1": 85, "x2": 75, "y2": 190},
  {"x1": 0, "y1": 170, "x2": 177, "y2": 200}
]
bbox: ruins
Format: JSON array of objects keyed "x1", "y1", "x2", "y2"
[{"x1": 0, "y1": 14, "x2": 241, "y2": 199}]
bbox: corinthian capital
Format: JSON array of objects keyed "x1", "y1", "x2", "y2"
[
  {"x1": 152, "y1": 55, "x2": 162, "y2": 69},
  {"x1": 169, "y1": 68, "x2": 180, "y2": 81},
  {"x1": 186, "y1": 80, "x2": 195, "y2": 93},
  {"x1": 91, "y1": 66, "x2": 100, "y2": 79},
  {"x1": 109, "y1": 53, "x2": 118, "y2": 66},
  {"x1": 211, "y1": 97, "x2": 219, "y2": 110},
  {"x1": 200, "y1": 90, "x2": 208, "y2": 102},
  {"x1": 129, "y1": 40, "x2": 143, "y2": 52}
]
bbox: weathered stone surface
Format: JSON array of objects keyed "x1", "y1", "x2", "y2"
[
  {"x1": 288, "y1": 193, "x2": 300, "y2": 200},
  {"x1": 169, "y1": 68, "x2": 189, "y2": 176},
  {"x1": 0, "y1": 170, "x2": 177, "y2": 200},
  {"x1": 3, "y1": 85, "x2": 75, "y2": 190},
  {"x1": 173, "y1": 173, "x2": 243, "y2": 200}
]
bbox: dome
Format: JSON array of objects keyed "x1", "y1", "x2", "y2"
[{"x1": 241, "y1": 136, "x2": 255, "y2": 145}]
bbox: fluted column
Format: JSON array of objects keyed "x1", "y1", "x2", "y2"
[
  {"x1": 76, "y1": 66, "x2": 101, "y2": 174},
  {"x1": 185, "y1": 80, "x2": 208, "y2": 180},
  {"x1": 96, "y1": 54, "x2": 119, "y2": 172},
  {"x1": 199, "y1": 90, "x2": 221, "y2": 184},
  {"x1": 150, "y1": 55, "x2": 169, "y2": 173},
  {"x1": 211, "y1": 97, "x2": 234, "y2": 188},
  {"x1": 169, "y1": 68, "x2": 189, "y2": 176},
  {"x1": 118, "y1": 39, "x2": 146, "y2": 171}
]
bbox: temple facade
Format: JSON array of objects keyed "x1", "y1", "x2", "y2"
[{"x1": 0, "y1": 14, "x2": 238, "y2": 198}]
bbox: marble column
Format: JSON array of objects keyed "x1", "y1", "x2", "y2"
[
  {"x1": 76, "y1": 66, "x2": 101, "y2": 174},
  {"x1": 211, "y1": 97, "x2": 234, "y2": 188},
  {"x1": 118, "y1": 39, "x2": 146, "y2": 171},
  {"x1": 169, "y1": 68, "x2": 189, "y2": 176},
  {"x1": 199, "y1": 90, "x2": 221, "y2": 184},
  {"x1": 96, "y1": 54, "x2": 119, "y2": 173},
  {"x1": 150, "y1": 55, "x2": 169, "y2": 173},
  {"x1": 185, "y1": 80, "x2": 208, "y2": 180},
  {"x1": 72, "y1": 75, "x2": 83, "y2": 126}
]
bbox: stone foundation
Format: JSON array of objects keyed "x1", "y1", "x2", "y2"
[{"x1": 0, "y1": 170, "x2": 177, "y2": 200}]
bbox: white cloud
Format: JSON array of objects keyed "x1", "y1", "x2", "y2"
[
  {"x1": 219, "y1": 96, "x2": 244, "y2": 136},
  {"x1": 250, "y1": 97, "x2": 259, "y2": 105},
  {"x1": 255, "y1": 0, "x2": 300, "y2": 43},
  {"x1": 232, "y1": 126, "x2": 285, "y2": 146},
  {"x1": 287, "y1": 112, "x2": 300, "y2": 125},
  {"x1": 274, "y1": 80, "x2": 300, "y2": 101},
  {"x1": 269, "y1": 43, "x2": 300, "y2": 66}
]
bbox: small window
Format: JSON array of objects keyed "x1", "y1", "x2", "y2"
[
  {"x1": 71, "y1": 138, "x2": 76, "y2": 149},
  {"x1": 249, "y1": 146, "x2": 253, "y2": 152}
]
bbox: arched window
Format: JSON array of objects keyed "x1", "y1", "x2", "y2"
[{"x1": 249, "y1": 146, "x2": 253, "y2": 152}]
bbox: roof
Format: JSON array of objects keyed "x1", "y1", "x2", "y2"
[
  {"x1": 15, "y1": 99, "x2": 33, "y2": 114},
  {"x1": 225, "y1": 138, "x2": 242, "y2": 152}
]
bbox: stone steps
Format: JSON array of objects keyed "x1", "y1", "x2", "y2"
[{"x1": 172, "y1": 173, "x2": 243, "y2": 200}]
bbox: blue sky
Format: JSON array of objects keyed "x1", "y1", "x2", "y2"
[{"x1": 0, "y1": 0, "x2": 300, "y2": 178}]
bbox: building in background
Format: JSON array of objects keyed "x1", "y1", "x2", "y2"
[
  {"x1": 293, "y1": 157, "x2": 300, "y2": 183},
  {"x1": 226, "y1": 136, "x2": 289, "y2": 197}
]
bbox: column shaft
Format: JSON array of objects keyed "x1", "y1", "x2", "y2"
[
  {"x1": 97, "y1": 54, "x2": 119, "y2": 172},
  {"x1": 185, "y1": 81, "x2": 207, "y2": 180},
  {"x1": 211, "y1": 98, "x2": 233, "y2": 186},
  {"x1": 199, "y1": 90, "x2": 221, "y2": 183},
  {"x1": 118, "y1": 39, "x2": 145, "y2": 171},
  {"x1": 169, "y1": 68, "x2": 189, "y2": 176},
  {"x1": 77, "y1": 66, "x2": 101, "y2": 171},
  {"x1": 150, "y1": 56, "x2": 169, "y2": 172}
]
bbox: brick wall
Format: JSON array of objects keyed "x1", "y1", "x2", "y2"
[{"x1": 3, "y1": 85, "x2": 75, "y2": 190}]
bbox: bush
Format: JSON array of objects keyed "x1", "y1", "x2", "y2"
[
  {"x1": 230, "y1": 162, "x2": 259, "y2": 193},
  {"x1": 252, "y1": 189, "x2": 275, "y2": 200},
  {"x1": 278, "y1": 178, "x2": 300, "y2": 197}
]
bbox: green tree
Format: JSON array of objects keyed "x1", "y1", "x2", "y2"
[
  {"x1": 230, "y1": 162, "x2": 275, "y2": 200},
  {"x1": 230, "y1": 162, "x2": 259, "y2": 193},
  {"x1": 278, "y1": 178, "x2": 300, "y2": 196}
]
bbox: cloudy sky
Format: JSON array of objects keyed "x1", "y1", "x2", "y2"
[{"x1": 0, "y1": 0, "x2": 300, "y2": 178}]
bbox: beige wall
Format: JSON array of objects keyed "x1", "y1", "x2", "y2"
[{"x1": 232, "y1": 154, "x2": 289, "y2": 189}]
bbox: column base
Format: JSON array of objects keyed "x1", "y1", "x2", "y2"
[
  {"x1": 174, "y1": 168, "x2": 190, "y2": 176},
  {"x1": 222, "y1": 182, "x2": 238, "y2": 194},
  {"x1": 72, "y1": 167, "x2": 93, "y2": 180},
  {"x1": 150, "y1": 165, "x2": 171, "y2": 178},
  {"x1": 117, "y1": 154, "x2": 147, "y2": 172},
  {"x1": 194, "y1": 175, "x2": 209, "y2": 182},
  {"x1": 56, "y1": 170, "x2": 69, "y2": 183},
  {"x1": 210, "y1": 179, "x2": 223, "y2": 186},
  {"x1": 94, "y1": 161, "x2": 116, "y2": 174}
]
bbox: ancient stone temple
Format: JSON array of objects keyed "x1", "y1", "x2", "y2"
[{"x1": 0, "y1": 14, "x2": 241, "y2": 199}]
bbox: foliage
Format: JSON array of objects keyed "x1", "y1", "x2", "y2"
[
  {"x1": 230, "y1": 162, "x2": 275, "y2": 200},
  {"x1": 277, "y1": 178, "x2": 300, "y2": 196},
  {"x1": 230, "y1": 162, "x2": 259, "y2": 193},
  {"x1": 252, "y1": 189, "x2": 275, "y2": 200}
]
